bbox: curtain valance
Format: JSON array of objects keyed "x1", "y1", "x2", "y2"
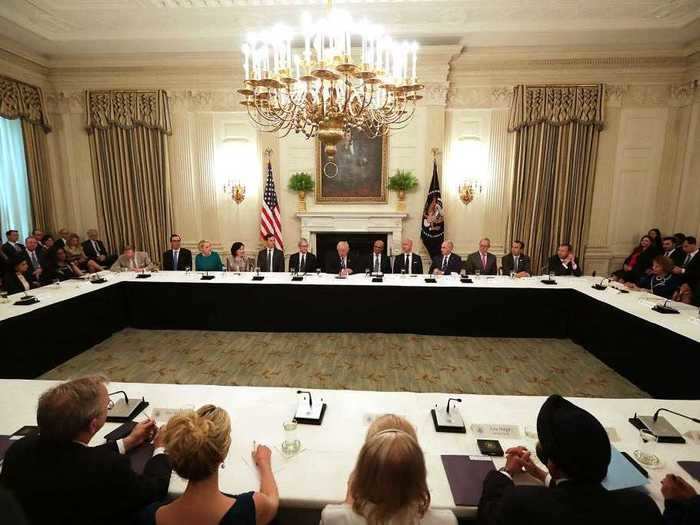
[
  {"x1": 0, "y1": 75, "x2": 51, "y2": 132},
  {"x1": 508, "y1": 85, "x2": 605, "y2": 132},
  {"x1": 86, "y1": 90, "x2": 172, "y2": 134}
]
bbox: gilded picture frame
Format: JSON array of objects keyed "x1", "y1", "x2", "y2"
[{"x1": 315, "y1": 131, "x2": 388, "y2": 203}]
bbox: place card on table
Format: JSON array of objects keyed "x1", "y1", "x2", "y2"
[{"x1": 470, "y1": 423, "x2": 521, "y2": 439}]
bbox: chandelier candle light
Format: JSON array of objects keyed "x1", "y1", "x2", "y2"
[{"x1": 238, "y1": 2, "x2": 423, "y2": 173}]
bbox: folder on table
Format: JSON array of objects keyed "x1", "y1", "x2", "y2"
[
  {"x1": 441, "y1": 454, "x2": 495, "y2": 506},
  {"x1": 602, "y1": 447, "x2": 649, "y2": 491},
  {"x1": 678, "y1": 461, "x2": 700, "y2": 481}
]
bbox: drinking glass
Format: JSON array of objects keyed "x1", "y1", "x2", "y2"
[
  {"x1": 510, "y1": 270, "x2": 516, "y2": 279},
  {"x1": 281, "y1": 421, "x2": 301, "y2": 457},
  {"x1": 0, "y1": 291, "x2": 8, "y2": 304},
  {"x1": 52, "y1": 278, "x2": 60, "y2": 288},
  {"x1": 633, "y1": 429, "x2": 661, "y2": 468},
  {"x1": 254, "y1": 266, "x2": 261, "y2": 276},
  {"x1": 184, "y1": 266, "x2": 191, "y2": 275},
  {"x1": 365, "y1": 267, "x2": 371, "y2": 278},
  {"x1": 316, "y1": 267, "x2": 321, "y2": 278},
  {"x1": 548, "y1": 271, "x2": 555, "y2": 281},
  {"x1": 401, "y1": 269, "x2": 406, "y2": 278},
  {"x1": 475, "y1": 269, "x2": 481, "y2": 279}
]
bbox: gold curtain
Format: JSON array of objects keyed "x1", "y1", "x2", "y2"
[
  {"x1": 507, "y1": 85, "x2": 605, "y2": 274},
  {"x1": 1, "y1": 75, "x2": 54, "y2": 232},
  {"x1": 87, "y1": 90, "x2": 173, "y2": 263}
]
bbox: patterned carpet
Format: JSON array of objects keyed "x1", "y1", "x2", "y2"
[{"x1": 39, "y1": 329, "x2": 646, "y2": 398}]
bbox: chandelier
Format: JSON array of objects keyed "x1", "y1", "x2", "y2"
[{"x1": 238, "y1": 2, "x2": 424, "y2": 167}]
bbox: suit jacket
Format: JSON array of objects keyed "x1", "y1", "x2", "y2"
[
  {"x1": 477, "y1": 470, "x2": 662, "y2": 525},
  {"x1": 547, "y1": 255, "x2": 583, "y2": 276},
  {"x1": 110, "y1": 252, "x2": 154, "y2": 272},
  {"x1": 162, "y1": 248, "x2": 193, "y2": 271},
  {"x1": 0, "y1": 434, "x2": 172, "y2": 525},
  {"x1": 501, "y1": 253, "x2": 531, "y2": 275},
  {"x1": 82, "y1": 239, "x2": 109, "y2": 260},
  {"x1": 465, "y1": 251, "x2": 498, "y2": 275},
  {"x1": 54, "y1": 238, "x2": 69, "y2": 249},
  {"x1": 393, "y1": 252, "x2": 424, "y2": 274},
  {"x1": 288, "y1": 252, "x2": 318, "y2": 274},
  {"x1": 664, "y1": 495, "x2": 700, "y2": 525},
  {"x1": 364, "y1": 252, "x2": 392, "y2": 274},
  {"x1": 1, "y1": 242, "x2": 25, "y2": 260},
  {"x1": 325, "y1": 253, "x2": 358, "y2": 274},
  {"x1": 23, "y1": 249, "x2": 47, "y2": 275},
  {"x1": 664, "y1": 248, "x2": 686, "y2": 268},
  {"x1": 429, "y1": 253, "x2": 463, "y2": 275},
  {"x1": 2, "y1": 271, "x2": 33, "y2": 295},
  {"x1": 256, "y1": 248, "x2": 285, "y2": 272},
  {"x1": 681, "y1": 251, "x2": 700, "y2": 285}
]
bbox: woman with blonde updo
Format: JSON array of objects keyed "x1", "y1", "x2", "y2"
[
  {"x1": 141, "y1": 405, "x2": 279, "y2": 525},
  {"x1": 321, "y1": 414, "x2": 456, "y2": 525}
]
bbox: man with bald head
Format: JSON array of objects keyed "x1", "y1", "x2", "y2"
[
  {"x1": 393, "y1": 238, "x2": 423, "y2": 274},
  {"x1": 326, "y1": 241, "x2": 356, "y2": 275},
  {"x1": 364, "y1": 239, "x2": 392, "y2": 275},
  {"x1": 430, "y1": 240, "x2": 463, "y2": 275}
]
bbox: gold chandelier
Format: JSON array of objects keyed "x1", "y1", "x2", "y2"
[{"x1": 238, "y1": 2, "x2": 424, "y2": 163}]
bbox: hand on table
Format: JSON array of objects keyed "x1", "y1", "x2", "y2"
[
  {"x1": 252, "y1": 444, "x2": 272, "y2": 471},
  {"x1": 504, "y1": 446, "x2": 547, "y2": 482},
  {"x1": 661, "y1": 474, "x2": 697, "y2": 501}
]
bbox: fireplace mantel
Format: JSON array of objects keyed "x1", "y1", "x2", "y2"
[{"x1": 296, "y1": 211, "x2": 409, "y2": 255}]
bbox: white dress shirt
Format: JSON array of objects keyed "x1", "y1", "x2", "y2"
[{"x1": 682, "y1": 249, "x2": 698, "y2": 272}]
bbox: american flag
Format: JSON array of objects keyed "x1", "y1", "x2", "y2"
[{"x1": 260, "y1": 160, "x2": 284, "y2": 250}]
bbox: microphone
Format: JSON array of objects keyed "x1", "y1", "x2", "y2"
[
  {"x1": 297, "y1": 390, "x2": 312, "y2": 408},
  {"x1": 446, "y1": 397, "x2": 462, "y2": 414},
  {"x1": 109, "y1": 390, "x2": 129, "y2": 403},
  {"x1": 653, "y1": 408, "x2": 700, "y2": 424}
]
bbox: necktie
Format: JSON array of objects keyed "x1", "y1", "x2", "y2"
[
  {"x1": 341, "y1": 258, "x2": 346, "y2": 270},
  {"x1": 514, "y1": 256, "x2": 519, "y2": 270},
  {"x1": 268, "y1": 250, "x2": 273, "y2": 272},
  {"x1": 684, "y1": 253, "x2": 692, "y2": 266},
  {"x1": 405, "y1": 254, "x2": 409, "y2": 270},
  {"x1": 93, "y1": 241, "x2": 101, "y2": 255},
  {"x1": 300, "y1": 254, "x2": 305, "y2": 271},
  {"x1": 442, "y1": 256, "x2": 448, "y2": 270},
  {"x1": 31, "y1": 251, "x2": 38, "y2": 269},
  {"x1": 374, "y1": 255, "x2": 380, "y2": 273},
  {"x1": 173, "y1": 250, "x2": 178, "y2": 270},
  {"x1": 481, "y1": 254, "x2": 487, "y2": 269}
]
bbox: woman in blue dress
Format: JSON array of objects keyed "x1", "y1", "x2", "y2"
[{"x1": 140, "y1": 405, "x2": 279, "y2": 525}]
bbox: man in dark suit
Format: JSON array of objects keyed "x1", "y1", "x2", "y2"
[
  {"x1": 325, "y1": 240, "x2": 357, "y2": 275},
  {"x1": 54, "y1": 228, "x2": 70, "y2": 249},
  {"x1": 662, "y1": 236, "x2": 686, "y2": 267},
  {"x1": 1, "y1": 229, "x2": 25, "y2": 260},
  {"x1": 288, "y1": 237, "x2": 317, "y2": 274},
  {"x1": 662, "y1": 473, "x2": 700, "y2": 525},
  {"x1": 364, "y1": 239, "x2": 392, "y2": 274},
  {"x1": 429, "y1": 240, "x2": 463, "y2": 275},
  {"x1": 465, "y1": 238, "x2": 498, "y2": 275},
  {"x1": 162, "y1": 233, "x2": 193, "y2": 271},
  {"x1": 256, "y1": 233, "x2": 285, "y2": 272},
  {"x1": 501, "y1": 240, "x2": 531, "y2": 277},
  {"x1": 672, "y1": 236, "x2": 699, "y2": 285},
  {"x1": 0, "y1": 376, "x2": 172, "y2": 525},
  {"x1": 477, "y1": 395, "x2": 662, "y2": 525},
  {"x1": 23, "y1": 236, "x2": 47, "y2": 284},
  {"x1": 547, "y1": 243, "x2": 583, "y2": 276},
  {"x1": 82, "y1": 229, "x2": 117, "y2": 268},
  {"x1": 393, "y1": 238, "x2": 423, "y2": 275}
]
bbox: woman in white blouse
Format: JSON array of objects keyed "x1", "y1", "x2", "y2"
[{"x1": 321, "y1": 414, "x2": 457, "y2": 525}]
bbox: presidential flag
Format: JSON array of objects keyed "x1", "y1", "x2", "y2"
[
  {"x1": 421, "y1": 159, "x2": 445, "y2": 258},
  {"x1": 260, "y1": 160, "x2": 284, "y2": 251}
]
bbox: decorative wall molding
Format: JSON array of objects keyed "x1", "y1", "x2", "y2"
[{"x1": 447, "y1": 86, "x2": 513, "y2": 109}]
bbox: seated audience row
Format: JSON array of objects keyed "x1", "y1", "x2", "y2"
[{"x1": 2, "y1": 377, "x2": 698, "y2": 524}]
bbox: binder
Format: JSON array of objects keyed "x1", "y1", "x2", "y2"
[{"x1": 441, "y1": 455, "x2": 495, "y2": 506}]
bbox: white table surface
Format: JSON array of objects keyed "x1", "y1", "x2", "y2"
[
  {"x1": 1, "y1": 379, "x2": 699, "y2": 518},
  {"x1": 1, "y1": 272, "x2": 699, "y2": 342}
]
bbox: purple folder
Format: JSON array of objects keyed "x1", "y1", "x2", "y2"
[
  {"x1": 128, "y1": 443, "x2": 155, "y2": 475},
  {"x1": 678, "y1": 461, "x2": 700, "y2": 482},
  {"x1": 441, "y1": 455, "x2": 495, "y2": 506}
]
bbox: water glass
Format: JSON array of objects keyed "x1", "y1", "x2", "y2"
[
  {"x1": 548, "y1": 271, "x2": 555, "y2": 281},
  {"x1": 281, "y1": 421, "x2": 301, "y2": 457},
  {"x1": 365, "y1": 267, "x2": 371, "y2": 278},
  {"x1": 316, "y1": 268, "x2": 321, "y2": 278},
  {"x1": 633, "y1": 429, "x2": 661, "y2": 468},
  {"x1": 0, "y1": 291, "x2": 8, "y2": 304},
  {"x1": 401, "y1": 269, "x2": 406, "y2": 278},
  {"x1": 510, "y1": 270, "x2": 516, "y2": 279},
  {"x1": 254, "y1": 266, "x2": 261, "y2": 276},
  {"x1": 475, "y1": 269, "x2": 481, "y2": 279}
]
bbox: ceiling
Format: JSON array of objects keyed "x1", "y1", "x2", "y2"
[{"x1": 1, "y1": 0, "x2": 699, "y2": 60}]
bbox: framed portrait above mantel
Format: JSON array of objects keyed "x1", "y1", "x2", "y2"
[{"x1": 315, "y1": 130, "x2": 388, "y2": 203}]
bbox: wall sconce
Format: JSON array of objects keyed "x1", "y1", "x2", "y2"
[
  {"x1": 458, "y1": 181, "x2": 482, "y2": 206},
  {"x1": 224, "y1": 181, "x2": 246, "y2": 204}
]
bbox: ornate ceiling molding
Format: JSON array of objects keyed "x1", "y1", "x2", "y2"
[{"x1": 447, "y1": 86, "x2": 513, "y2": 109}]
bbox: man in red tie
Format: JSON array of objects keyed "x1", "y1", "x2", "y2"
[{"x1": 466, "y1": 238, "x2": 498, "y2": 275}]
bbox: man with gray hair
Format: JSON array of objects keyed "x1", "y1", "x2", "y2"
[
  {"x1": 82, "y1": 229, "x2": 116, "y2": 268},
  {"x1": 0, "y1": 376, "x2": 172, "y2": 525},
  {"x1": 326, "y1": 240, "x2": 357, "y2": 275},
  {"x1": 430, "y1": 240, "x2": 463, "y2": 275},
  {"x1": 288, "y1": 237, "x2": 317, "y2": 274}
]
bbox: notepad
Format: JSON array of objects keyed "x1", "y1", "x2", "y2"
[
  {"x1": 602, "y1": 447, "x2": 649, "y2": 491},
  {"x1": 441, "y1": 454, "x2": 495, "y2": 506}
]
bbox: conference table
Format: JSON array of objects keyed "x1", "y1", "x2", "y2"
[
  {"x1": 0, "y1": 271, "x2": 698, "y2": 398},
  {"x1": 1, "y1": 379, "x2": 699, "y2": 519},
  {"x1": 0, "y1": 272, "x2": 700, "y2": 399}
]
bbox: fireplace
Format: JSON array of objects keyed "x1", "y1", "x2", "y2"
[{"x1": 316, "y1": 232, "x2": 388, "y2": 272}]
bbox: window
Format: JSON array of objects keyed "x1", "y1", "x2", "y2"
[{"x1": 0, "y1": 117, "x2": 32, "y2": 239}]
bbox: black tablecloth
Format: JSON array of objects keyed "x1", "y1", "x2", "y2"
[{"x1": 0, "y1": 281, "x2": 697, "y2": 398}]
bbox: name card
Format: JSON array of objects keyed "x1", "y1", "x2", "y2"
[{"x1": 470, "y1": 423, "x2": 521, "y2": 439}]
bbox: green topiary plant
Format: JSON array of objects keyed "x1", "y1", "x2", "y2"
[
  {"x1": 288, "y1": 172, "x2": 315, "y2": 192},
  {"x1": 387, "y1": 169, "x2": 418, "y2": 192}
]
